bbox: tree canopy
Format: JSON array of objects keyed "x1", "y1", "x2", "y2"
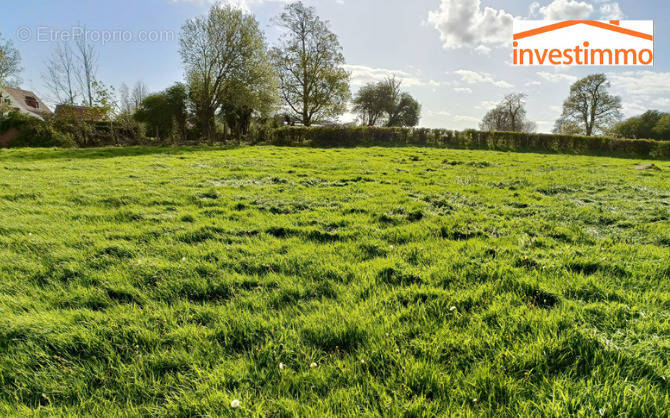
[
  {"x1": 0, "y1": 32, "x2": 21, "y2": 87},
  {"x1": 180, "y1": 4, "x2": 277, "y2": 143},
  {"x1": 352, "y1": 77, "x2": 421, "y2": 127},
  {"x1": 480, "y1": 93, "x2": 536, "y2": 133},
  {"x1": 553, "y1": 74, "x2": 622, "y2": 136},
  {"x1": 134, "y1": 83, "x2": 188, "y2": 141},
  {"x1": 270, "y1": 2, "x2": 350, "y2": 126},
  {"x1": 610, "y1": 110, "x2": 670, "y2": 140}
]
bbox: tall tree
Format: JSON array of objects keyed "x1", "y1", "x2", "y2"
[
  {"x1": 0, "y1": 32, "x2": 21, "y2": 87},
  {"x1": 180, "y1": 4, "x2": 277, "y2": 143},
  {"x1": 45, "y1": 42, "x2": 78, "y2": 105},
  {"x1": 74, "y1": 26, "x2": 98, "y2": 107},
  {"x1": 270, "y1": 2, "x2": 350, "y2": 126},
  {"x1": 480, "y1": 93, "x2": 535, "y2": 132},
  {"x1": 555, "y1": 74, "x2": 622, "y2": 136}
]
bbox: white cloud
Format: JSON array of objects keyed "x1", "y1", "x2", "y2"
[
  {"x1": 343, "y1": 64, "x2": 426, "y2": 88},
  {"x1": 608, "y1": 72, "x2": 670, "y2": 96},
  {"x1": 427, "y1": 0, "x2": 513, "y2": 49},
  {"x1": 525, "y1": 81, "x2": 542, "y2": 86},
  {"x1": 454, "y1": 69, "x2": 513, "y2": 88},
  {"x1": 599, "y1": 3, "x2": 624, "y2": 20},
  {"x1": 529, "y1": 1, "x2": 541, "y2": 17},
  {"x1": 454, "y1": 87, "x2": 473, "y2": 93},
  {"x1": 539, "y1": 0, "x2": 593, "y2": 19},
  {"x1": 427, "y1": 110, "x2": 452, "y2": 117},
  {"x1": 474, "y1": 45, "x2": 492, "y2": 55},
  {"x1": 537, "y1": 71, "x2": 578, "y2": 83},
  {"x1": 477, "y1": 100, "x2": 499, "y2": 109},
  {"x1": 453, "y1": 115, "x2": 480, "y2": 123},
  {"x1": 621, "y1": 101, "x2": 648, "y2": 117}
]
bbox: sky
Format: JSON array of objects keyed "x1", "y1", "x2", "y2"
[{"x1": 2, "y1": 0, "x2": 669, "y2": 132}]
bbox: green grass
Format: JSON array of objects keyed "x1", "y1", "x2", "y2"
[{"x1": 0, "y1": 146, "x2": 668, "y2": 416}]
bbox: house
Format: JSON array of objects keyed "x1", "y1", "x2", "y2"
[{"x1": 0, "y1": 87, "x2": 53, "y2": 120}]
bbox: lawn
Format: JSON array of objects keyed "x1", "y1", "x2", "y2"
[{"x1": 0, "y1": 146, "x2": 668, "y2": 416}]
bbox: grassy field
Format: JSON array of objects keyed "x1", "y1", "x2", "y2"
[{"x1": 0, "y1": 146, "x2": 668, "y2": 416}]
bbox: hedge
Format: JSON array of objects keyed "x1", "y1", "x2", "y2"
[
  {"x1": 256, "y1": 126, "x2": 670, "y2": 159},
  {"x1": 0, "y1": 111, "x2": 75, "y2": 148}
]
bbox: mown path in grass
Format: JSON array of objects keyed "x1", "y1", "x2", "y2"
[{"x1": 0, "y1": 146, "x2": 668, "y2": 415}]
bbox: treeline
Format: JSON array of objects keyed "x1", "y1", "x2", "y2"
[{"x1": 480, "y1": 73, "x2": 668, "y2": 141}]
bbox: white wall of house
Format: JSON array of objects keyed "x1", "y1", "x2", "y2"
[{"x1": 0, "y1": 88, "x2": 45, "y2": 121}]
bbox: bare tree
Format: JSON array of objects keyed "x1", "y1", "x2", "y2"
[
  {"x1": 119, "y1": 82, "x2": 132, "y2": 113},
  {"x1": 45, "y1": 42, "x2": 79, "y2": 105},
  {"x1": 131, "y1": 81, "x2": 148, "y2": 110},
  {"x1": 74, "y1": 26, "x2": 98, "y2": 107},
  {"x1": 555, "y1": 73, "x2": 622, "y2": 136}
]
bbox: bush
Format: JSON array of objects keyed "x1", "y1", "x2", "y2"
[
  {"x1": 255, "y1": 126, "x2": 670, "y2": 159},
  {"x1": 0, "y1": 111, "x2": 75, "y2": 148}
]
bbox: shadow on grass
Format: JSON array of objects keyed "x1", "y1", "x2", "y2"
[{"x1": 0, "y1": 145, "x2": 244, "y2": 162}]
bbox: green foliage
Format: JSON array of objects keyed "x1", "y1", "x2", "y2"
[
  {"x1": 270, "y1": 2, "x2": 350, "y2": 126},
  {"x1": 0, "y1": 32, "x2": 22, "y2": 86},
  {"x1": 0, "y1": 146, "x2": 667, "y2": 415},
  {"x1": 134, "y1": 83, "x2": 188, "y2": 141},
  {"x1": 180, "y1": 4, "x2": 277, "y2": 143},
  {"x1": 260, "y1": 126, "x2": 670, "y2": 159},
  {"x1": 555, "y1": 74, "x2": 622, "y2": 136},
  {"x1": 480, "y1": 93, "x2": 536, "y2": 133},
  {"x1": 0, "y1": 111, "x2": 74, "y2": 148},
  {"x1": 611, "y1": 110, "x2": 670, "y2": 140},
  {"x1": 352, "y1": 77, "x2": 421, "y2": 127}
]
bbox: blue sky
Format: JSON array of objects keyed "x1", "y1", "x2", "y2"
[{"x1": 2, "y1": 0, "x2": 669, "y2": 132}]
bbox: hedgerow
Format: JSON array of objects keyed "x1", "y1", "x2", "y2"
[{"x1": 258, "y1": 126, "x2": 670, "y2": 159}]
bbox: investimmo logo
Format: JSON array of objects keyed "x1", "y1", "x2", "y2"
[{"x1": 513, "y1": 20, "x2": 654, "y2": 66}]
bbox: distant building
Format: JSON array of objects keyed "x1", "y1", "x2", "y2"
[{"x1": 0, "y1": 87, "x2": 53, "y2": 120}]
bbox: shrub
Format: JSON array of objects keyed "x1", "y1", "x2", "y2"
[{"x1": 0, "y1": 111, "x2": 75, "y2": 148}]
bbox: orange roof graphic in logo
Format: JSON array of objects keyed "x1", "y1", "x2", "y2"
[{"x1": 514, "y1": 20, "x2": 653, "y2": 41}]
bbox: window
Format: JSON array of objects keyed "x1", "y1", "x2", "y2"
[{"x1": 25, "y1": 96, "x2": 39, "y2": 109}]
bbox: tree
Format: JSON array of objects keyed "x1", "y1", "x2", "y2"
[
  {"x1": 651, "y1": 114, "x2": 670, "y2": 140},
  {"x1": 45, "y1": 42, "x2": 78, "y2": 105},
  {"x1": 352, "y1": 77, "x2": 421, "y2": 127},
  {"x1": 119, "y1": 81, "x2": 149, "y2": 114},
  {"x1": 270, "y1": 2, "x2": 350, "y2": 126},
  {"x1": 180, "y1": 4, "x2": 277, "y2": 143},
  {"x1": 119, "y1": 83, "x2": 132, "y2": 113},
  {"x1": 388, "y1": 93, "x2": 421, "y2": 127},
  {"x1": 131, "y1": 81, "x2": 148, "y2": 110},
  {"x1": 0, "y1": 32, "x2": 21, "y2": 87},
  {"x1": 555, "y1": 74, "x2": 622, "y2": 136},
  {"x1": 74, "y1": 26, "x2": 99, "y2": 107},
  {"x1": 480, "y1": 93, "x2": 536, "y2": 132},
  {"x1": 135, "y1": 83, "x2": 188, "y2": 141},
  {"x1": 611, "y1": 110, "x2": 666, "y2": 139},
  {"x1": 352, "y1": 83, "x2": 388, "y2": 126}
]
